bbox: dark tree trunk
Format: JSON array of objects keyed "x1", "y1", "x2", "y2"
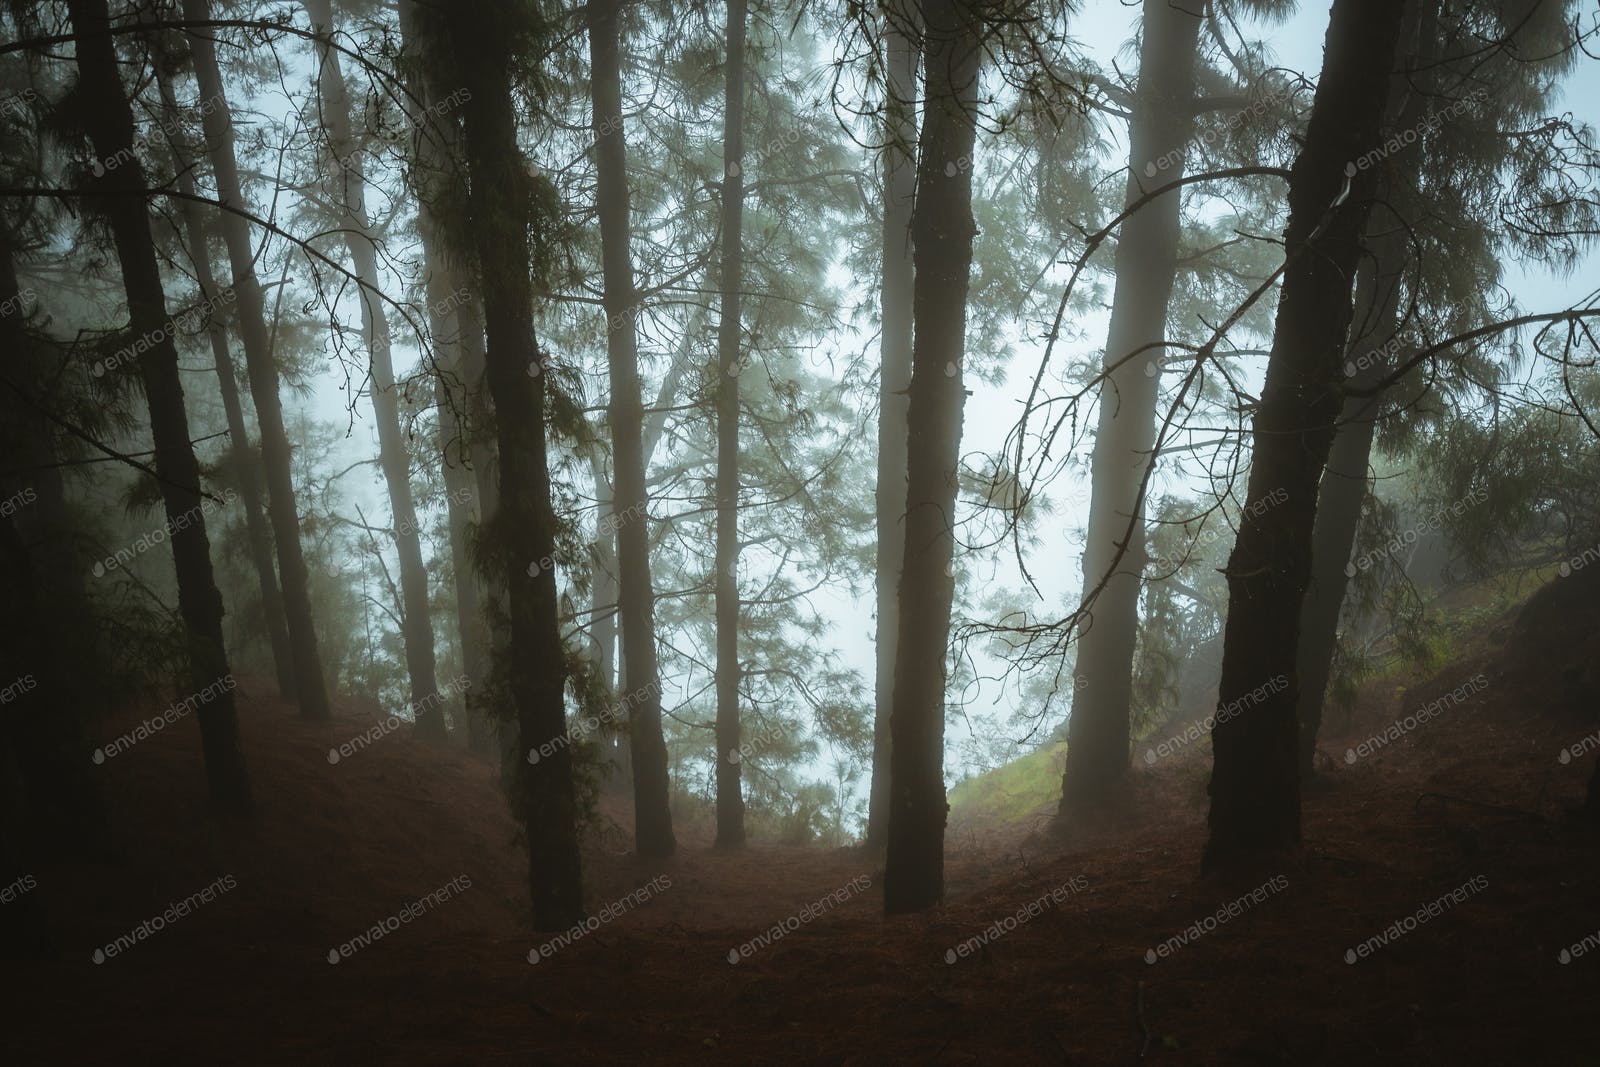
[
  {"x1": 1295, "y1": 0, "x2": 1429, "y2": 778},
  {"x1": 1203, "y1": 0, "x2": 1407, "y2": 871},
  {"x1": 588, "y1": 0, "x2": 676, "y2": 859},
  {"x1": 883, "y1": 0, "x2": 984, "y2": 916},
  {"x1": 1060, "y1": 0, "x2": 1204, "y2": 810},
  {"x1": 182, "y1": 0, "x2": 330, "y2": 720},
  {"x1": 400, "y1": 0, "x2": 500, "y2": 753},
  {"x1": 443, "y1": 0, "x2": 586, "y2": 927},
  {"x1": 430, "y1": 288, "x2": 491, "y2": 749},
  {"x1": 867, "y1": 0, "x2": 921, "y2": 851},
  {"x1": 0, "y1": 225, "x2": 106, "y2": 880},
  {"x1": 70, "y1": 0, "x2": 251, "y2": 814},
  {"x1": 306, "y1": 0, "x2": 444, "y2": 740},
  {"x1": 153, "y1": 62, "x2": 294, "y2": 703},
  {"x1": 713, "y1": 0, "x2": 749, "y2": 850}
]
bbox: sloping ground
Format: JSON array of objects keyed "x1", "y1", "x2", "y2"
[{"x1": 5, "y1": 569, "x2": 1599, "y2": 1065}]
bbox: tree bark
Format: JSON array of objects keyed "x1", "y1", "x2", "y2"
[
  {"x1": 1059, "y1": 0, "x2": 1204, "y2": 811},
  {"x1": 443, "y1": 0, "x2": 586, "y2": 927},
  {"x1": 1203, "y1": 0, "x2": 1407, "y2": 870},
  {"x1": 182, "y1": 0, "x2": 329, "y2": 720},
  {"x1": 867, "y1": 0, "x2": 921, "y2": 851},
  {"x1": 713, "y1": 0, "x2": 749, "y2": 850},
  {"x1": 587, "y1": 0, "x2": 676, "y2": 859},
  {"x1": 306, "y1": 0, "x2": 444, "y2": 739},
  {"x1": 883, "y1": 0, "x2": 984, "y2": 915},
  {"x1": 70, "y1": 0, "x2": 251, "y2": 814},
  {"x1": 1295, "y1": 0, "x2": 1429, "y2": 778},
  {"x1": 153, "y1": 61, "x2": 294, "y2": 702}
]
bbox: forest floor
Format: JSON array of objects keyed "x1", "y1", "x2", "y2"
[{"x1": 5, "y1": 568, "x2": 1600, "y2": 1065}]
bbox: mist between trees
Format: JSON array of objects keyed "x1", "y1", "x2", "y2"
[{"x1": 2, "y1": 0, "x2": 1600, "y2": 1034}]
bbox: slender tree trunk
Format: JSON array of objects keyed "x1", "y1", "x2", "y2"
[
  {"x1": 588, "y1": 0, "x2": 676, "y2": 859},
  {"x1": 883, "y1": 0, "x2": 985, "y2": 916},
  {"x1": 153, "y1": 63, "x2": 293, "y2": 702},
  {"x1": 443, "y1": 0, "x2": 585, "y2": 927},
  {"x1": 713, "y1": 0, "x2": 749, "y2": 850},
  {"x1": 1296, "y1": 0, "x2": 1428, "y2": 777},
  {"x1": 306, "y1": 0, "x2": 444, "y2": 739},
  {"x1": 399, "y1": 0, "x2": 501, "y2": 753},
  {"x1": 1059, "y1": 0, "x2": 1204, "y2": 811},
  {"x1": 182, "y1": 0, "x2": 329, "y2": 720},
  {"x1": 434, "y1": 301, "x2": 491, "y2": 751},
  {"x1": 587, "y1": 325, "x2": 688, "y2": 786},
  {"x1": 0, "y1": 227, "x2": 106, "y2": 870},
  {"x1": 456, "y1": 290, "x2": 515, "y2": 762},
  {"x1": 586, "y1": 449, "x2": 625, "y2": 779},
  {"x1": 867, "y1": 0, "x2": 922, "y2": 851},
  {"x1": 70, "y1": 0, "x2": 251, "y2": 813},
  {"x1": 1203, "y1": 0, "x2": 1407, "y2": 870}
]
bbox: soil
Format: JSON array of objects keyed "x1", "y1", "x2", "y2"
[{"x1": 4, "y1": 572, "x2": 1598, "y2": 1065}]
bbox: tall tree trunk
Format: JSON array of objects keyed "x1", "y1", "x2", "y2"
[
  {"x1": 153, "y1": 62, "x2": 293, "y2": 702},
  {"x1": 867, "y1": 0, "x2": 922, "y2": 851},
  {"x1": 433, "y1": 299, "x2": 491, "y2": 750},
  {"x1": 457, "y1": 291, "x2": 514, "y2": 762},
  {"x1": 306, "y1": 0, "x2": 444, "y2": 739},
  {"x1": 883, "y1": 0, "x2": 985, "y2": 916},
  {"x1": 713, "y1": 0, "x2": 749, "y2": 850},
  {"x1": 1059, "y1": 0, "x2": 1204, "y2": 811},
  {"x1": 586, "y1": 449, "x2": 626, "y2": 780},
  {"x1": 1296, "y1": 0, "x2": 1428, "y2": 778},
  {"x1": 587, "y1": 0, "x2": 676, "y2": 859},
  {"x1": 0, "y1": 226, "x2": 106, "y2": 876},
  {"x1": 443, "y1": 0, "x2": 586, "y2": 927},
  {"x1": 1203, "y1": 0, "x2": 1407, "y2": 870},
  {"x1": 588, "y1": 325, "x2": 687, "y2": 787},
  {"x1": 399, "y1": 0, "x2": 499, "y2": 753},
  {"x1": 69, "y1": 0, "x2": 251, "y2": 814},
  {"x1": 182, "y1": 0, "x2": 329, "y2": 720}
]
